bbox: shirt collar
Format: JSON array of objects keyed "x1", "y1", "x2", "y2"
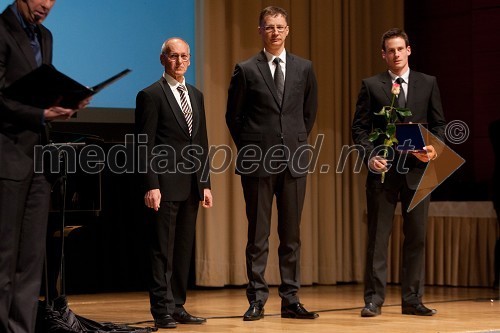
[
  {"x1": 10, "y1": 3, "x2": 36, "y2": 32},
  {"x1": 163, "y1": 72, "x2": 186, "y2": 88},
  {"x1": 263, "y1": 49, "x2": 286, "y2": 64},
  {"x1": 388, "y1": 69, "x2": 410, "y2": 83}
]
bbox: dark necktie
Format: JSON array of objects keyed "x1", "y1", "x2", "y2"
[
  {"x1": 177, "y1": 85, "x2": 193, "y2": 136},
  {"x1": 273, "y1": 57, "x2": 284, "y2": 106},
  {"x1": 27, "y1": 25, "x2": 42, "y2": 67},
  {"x1": 395, "y1": 77, "x2": 406, "y2": 108}
]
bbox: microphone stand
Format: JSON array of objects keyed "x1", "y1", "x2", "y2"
[
  {"x1": 55, "y1": 142, "x2": 86, "y2": 299},
  {"x1": 39, "y1": 141, "x2": 154, "y2": 333}
]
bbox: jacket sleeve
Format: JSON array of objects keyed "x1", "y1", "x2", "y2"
[
  {"x1": 352, "y1": 79, "x2": 375, "y2": 161},
  {"x1": 225, "y1": 64, "x2": 247, "y2": 148},
  {"x1": 427, "y1": 76, "x2": 446, "y2": 141},
  {"x1": 135, "y1": 89, "x2": 160, "y2": 192},
  {"x1": 303, "y1": 62, "x2": 318, "y2": 136}
]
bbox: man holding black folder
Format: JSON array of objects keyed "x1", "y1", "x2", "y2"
[
  {"x1": 352, "y1": 28, "x2": 446, "y2": 317},
  {"x1": 0, "y1": 1, "x2": 89, "y2": 332}
]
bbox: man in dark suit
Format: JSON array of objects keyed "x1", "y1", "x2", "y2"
[
  {"x1": 489, "y1": 119, "x2": 500, "y2": 289},
  {"x1": 135, "y1": 37, "x2": 213, "y2": 329},
  {"x1": 0, "y1": 1, "x2": 89, "y2": 332},
  {"x1": 226, "y1": 6, "x2": 318, "y2": 321},
  {"x1": 352, "y1": 28, "x2": 446, "y2": 317}
]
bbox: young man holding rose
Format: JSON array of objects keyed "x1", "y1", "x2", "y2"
[{"x1": 351, "y1": 28, "x2": 446, "y2": 317}]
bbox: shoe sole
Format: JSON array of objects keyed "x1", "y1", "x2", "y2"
[
  {"x1": 402, "y1": 311, "x2": 435, "y2": 316},
  {"x1": 243, "y1": 315, "x2": 264, "y2": 321},
  {"x1": 155, "y1": 324, "x2": 177, "y2": 329},
  {"x1": 361, "y1": 309, "x2": 381, "y2": 317},
  {"x1": 281, "y1": 313, "x2": 319, "y2": 319}
]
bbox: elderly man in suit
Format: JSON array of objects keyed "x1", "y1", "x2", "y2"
[
  {"x1": 135, "y1": 37, "x2": 213, "y2": 329},
  {"x1": 226, "y1": 6, "x2": 318, "y2": 321},
  {"x1": 352, "y1": 28, "x2": 446, "y2": 317},
  {"x1": 0, "y1": 1, "x2": 89, "y2": 332}
]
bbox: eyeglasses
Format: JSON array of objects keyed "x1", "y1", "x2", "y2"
[
  {"x1": 164, "y1": 53, "x2": 190, "y2": 62},
  {"x1": 262, "y1": 25, "x2": 287, "y2": 33}
]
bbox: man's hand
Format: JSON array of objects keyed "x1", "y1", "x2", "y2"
[
  {"x1": 412, "y1": 145, "x2": 437, "y2": 162},
  {"x1": 43, "y1": 106, "x2": 75, "y2": 120},
  {"x1": 144, "y1": 189, "x2": 161, "y2": 211},
  {"x1": 44, "y1": 96, "x2": 92, "y2": 121},
  {"x1": 202, "y1": 189, "x2": 213, "y2": 208},
  {"x1": 368, "y1": 156, "x2": 388, "y2": 173},
  {"x1": 78, "y1": 96, "x2": 92, "y2": 109}
]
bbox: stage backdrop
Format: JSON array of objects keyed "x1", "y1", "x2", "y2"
[{"x1": 43, "y1": 0, "x2": 196, "y2": 109}]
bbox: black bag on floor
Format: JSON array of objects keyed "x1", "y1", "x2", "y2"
[{"x1": 36, "y1": 295, "x2": 156, "y2": 333}]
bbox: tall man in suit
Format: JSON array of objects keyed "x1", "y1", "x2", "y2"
[
  {"x1": 489, "y1": 119, "x2": 500, "y2": 288},
  {"x1": 0, "y1": 1, "x2": 90, "y2": 332},
  {"x1": 135, "y1": 37, "x2": 213, "y2": 329},
  {"x1": 352, "y1": 28, "x2": 446, "y2": 317},
  {"x1": 226, "y1": 6, "x2": 318, "y2": 321}
]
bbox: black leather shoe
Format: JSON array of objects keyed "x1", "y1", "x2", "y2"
[
  {"x1": 243, "y1": 301, "x2": 264, "y2": 321},
  {"x1": 154, "y1": 314, "x2": 177, "y2": 329},
  {"x1": 402, "y1": 303, "x2": 437, "y2": 316},
  {"x1": 172, "y1": 307, "x2": 206, "y2": 324},
  {"x1": 361, "y1": 303, "x2": 381, "y2": 317},
  {"x1": 281, "y1": 303, "x2": 319, "y2": 319}
]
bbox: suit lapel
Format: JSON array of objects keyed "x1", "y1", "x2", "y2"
[
  {"x1": 38, "y1": 25, "x2": 51, "y2": 65},
  {"x1": 157, "y1": 78, "x2": 190, "y2": 137},
  {"x1": 2, "y1": 8, "x2": 38, "y2": 70},
  {"x1": 405, "y1": 71, "x2": 419, "y2": 121},
  {"x1": 378, "y1": 72, "x2": 393, "y2": 104},
  {"x1": 186, "y1": 84, "x2": 199, "y2": 137},
  {"x1": 256, "y1": 51, "x2": 281, "y2": 108},
  {"x1": 282, "y1": 53, "x2": 298, "y2": 110}
]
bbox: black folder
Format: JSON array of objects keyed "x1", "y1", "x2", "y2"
[
  {"x1": 2, "y1": 64, "x2": 131, "y2": 109},
  {"x1": 395, "y1": 123, "x2": 427, "y2": 153}
]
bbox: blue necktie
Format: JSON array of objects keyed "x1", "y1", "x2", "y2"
[{"x1": 27, "y1": 25, "x2": 42, "y2": 66}]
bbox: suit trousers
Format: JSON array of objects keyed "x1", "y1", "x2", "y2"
[
  {"x1": 0, "y1": 172, "x2": 50, "y2": 333},
  {"x1": 364, "y1": 173, "x2": 430, "y2": 307},
  {"x1": 148, "y1": 179, "x2": 200, "y2": 318},
  {"x1": 241, "y1": 168, "x2": 306, "y2": 306}
]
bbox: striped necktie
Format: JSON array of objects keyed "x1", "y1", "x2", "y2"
[{"x1": 177, "y1": 84, "x2": 193, "y2": 135}]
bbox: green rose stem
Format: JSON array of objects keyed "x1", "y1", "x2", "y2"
[{"x1": 368, "y1": 84, "x2": 411, "y2": 184}]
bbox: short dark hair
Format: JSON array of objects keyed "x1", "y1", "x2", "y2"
[
  {"x1": 259, "y1": 6, "x2": 288, "y2": 27},
  {"x1": 381, "y1": 28, "x2": 410, "y2": 51}
]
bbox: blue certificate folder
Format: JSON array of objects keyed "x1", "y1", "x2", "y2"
[{"x1": 395, "y1": 123, "x2": 427, "y2": 152}]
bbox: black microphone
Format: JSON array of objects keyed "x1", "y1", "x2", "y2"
[{"x1": 23, "y1": 0, "x2": 41, "y2": 23}]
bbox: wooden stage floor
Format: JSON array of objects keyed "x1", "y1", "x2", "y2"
[{"x1": 67, "y1": 284, "x2": 500, "y2": 332}]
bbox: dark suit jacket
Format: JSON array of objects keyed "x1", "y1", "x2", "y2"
[
  {"x1": 135, "y1": 78, "x2": 211, "y2": 201},
  {"x1": 226, "y1": 50, "x2": 318, "y2": 178},
  {"x1": 352, "y1": 70, "x2": 446, "y2": 189},
  {"x1": 490, "y1": 119, "x2": 500, "y2": 213},
  {"x1": 0, "y1": 6, "x2": 53, "y2": 181}
]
